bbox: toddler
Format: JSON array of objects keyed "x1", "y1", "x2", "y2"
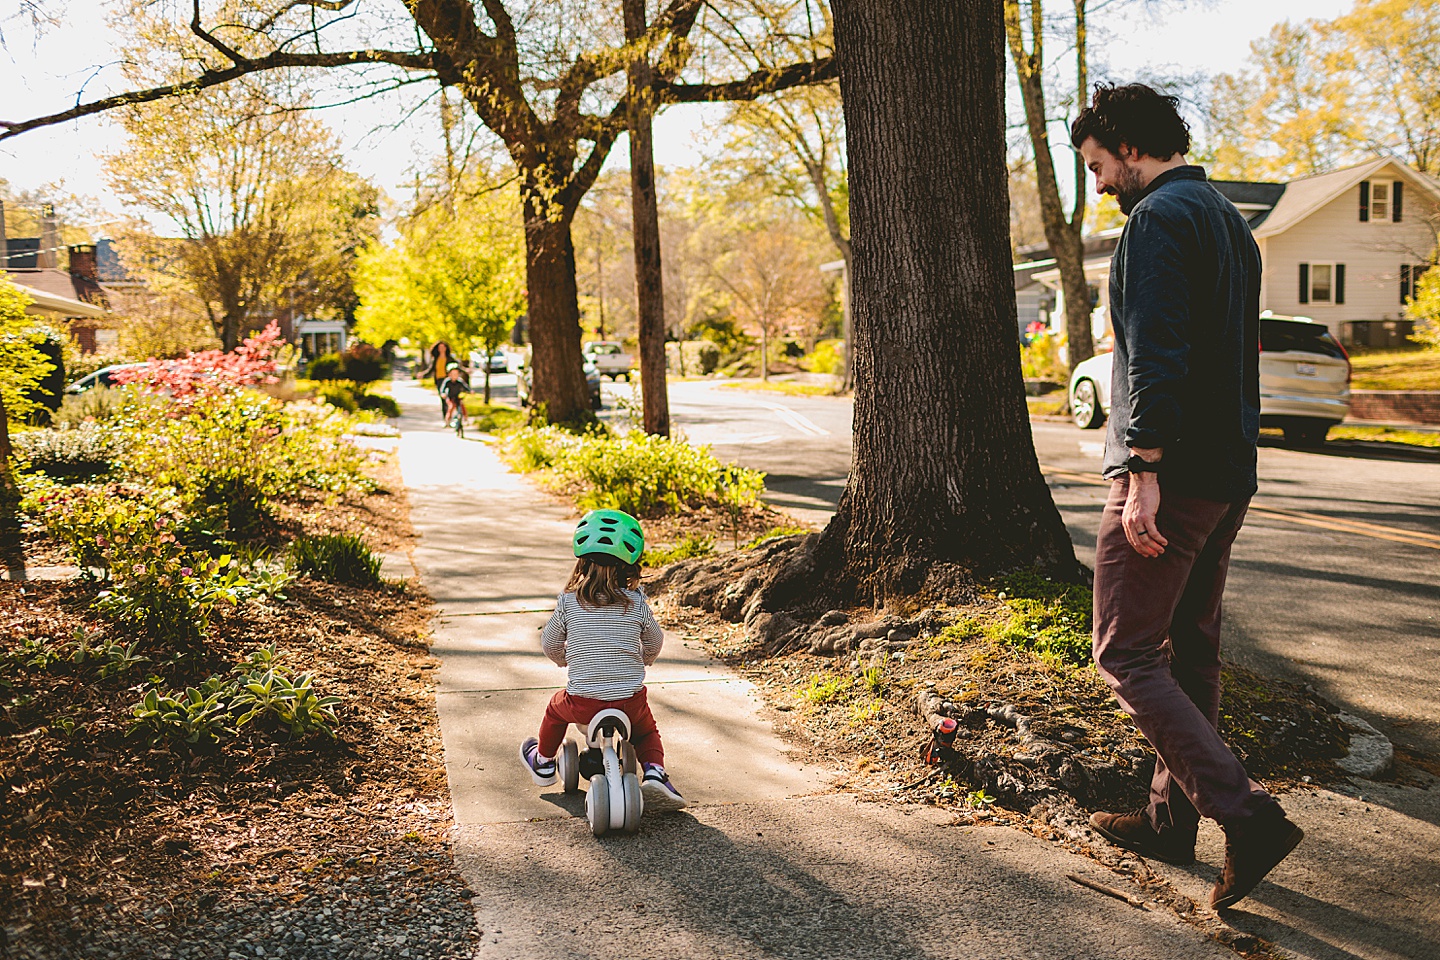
[{"x1": 519, "y1": 509, "x2": 687, "y2": 813}]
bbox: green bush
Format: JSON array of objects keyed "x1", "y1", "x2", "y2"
[
  {"x1": 1021, "y1": 330, "x2": 1065, "y2": 381},
  {"x1": 665, "y1": 340, "x2": 722, "y2": 375},
  {"x1": 52, "y1": 385, "x2": 130, "y2": 427},
  {"x1": 20, "y1": 480, "x2": 182, "y2": 576},
  {"x1": 305, "y1": 353, "x2": 346, "y2": 380},
  {"x1": 501, "y1": 426, "x2": 767, "y2": 517},
  {"x1": 801, "y1": 340, "x2": 845, "y2": 376},
  {"x1": 94, "y1": 536, "x2": 248, "y2": 651},
  {"x1": 356, "y1": 392, "x2": 401, "y2": 418},
  {"x1": 11, "y1": 423, "x2": 124, "y2": 479},
  {"x1": 642, "y1": 534, "x2": 715, "y2": 567},
  {"x1": 306, "y1": 345, "x2": 389, "y2": 384},
  {"x1": 461, "y1": 398, "x2": 526, "y2": 432},
  {"x1": 292, "y1": 533, "x2": 384, "y2": 587},
  {"x1": 317, "y1": 382, "x2": 359, "y2": 412}
]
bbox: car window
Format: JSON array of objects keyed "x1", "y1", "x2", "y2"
[
  {"x1": 1260, "y1": 320, "x2": 1346, "y2": 360},
  {"x1": 589, "y1": 343, "x2": 620, "y2": 355}
]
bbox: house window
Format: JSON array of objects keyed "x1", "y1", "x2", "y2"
[
  {"x1": 1299, "y1": 262, "x2": 1346, "y2": 305},
  {"x1": 1360, "y1": 179, "x2": 1404, "y2": 222},
  {"x1": 1402, "y1": 264, "x2": 1430, "y2": 305},
  {"x1": 1370, "y1": 181, "x2": 1390, "y2": 221}
]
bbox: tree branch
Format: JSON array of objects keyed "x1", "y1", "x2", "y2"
[
  {"x1": 0, "y1": 48, "x2": 437, "y2": 141},
  {"x1": 191, "y1": 0, "x2": 249, "y2": 65},
  {"x1": 256, "y1": 0, "x2": 355, "y2": 35},
  {"x1": 657, "y1": 56, "x2": 835, "y2": 103}
]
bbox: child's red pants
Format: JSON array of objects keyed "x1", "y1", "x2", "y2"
[{"x1": 537, "y1": 686, "x2": 665, "y2": 767}]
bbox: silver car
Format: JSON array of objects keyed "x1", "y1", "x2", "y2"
[{"x1": 1068, "y1": 314, "x2": 1351, "y2": 446}]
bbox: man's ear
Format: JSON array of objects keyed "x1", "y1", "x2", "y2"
[{"x1": 1118, "y1": 143, "x2": 1142, "y2": 163}]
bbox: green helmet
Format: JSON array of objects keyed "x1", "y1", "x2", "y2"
[{"x1": 573, "y1": 509, "x2": 644, "y2": 565}]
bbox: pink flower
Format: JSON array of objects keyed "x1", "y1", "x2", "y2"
[
  {"x1": 180, "y1": 567, "x2": 193, "y2": 577},
  {"x1": 95, "y1": 536, "x2": 109, "y2": 547},
  {"x1": 132, "y1": 563, "x2": 146, "y2": 575}
]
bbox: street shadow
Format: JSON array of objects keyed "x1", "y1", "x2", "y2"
[{"x1": 1258, "y1": 435, "x2": 1440, "y2": 464}]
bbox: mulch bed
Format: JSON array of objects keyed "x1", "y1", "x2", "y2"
[{"x1": 0, "y1": 455, "x2": 477, "y2": 958}]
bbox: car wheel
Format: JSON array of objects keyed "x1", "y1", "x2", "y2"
[
  {"x1": 1283, "y1": 422, "x2": 1329, "y2": 447},
  {"x1": 1072, "y1": 379, "x2": 1104, "y2": 429}
]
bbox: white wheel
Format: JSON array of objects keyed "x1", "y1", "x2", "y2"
[
  {"x1": 561, "y1": 740, "x2": 580, "y2": 793},
  {"x1": 621, "y1": 741, "x2": 639, "y2": 777},
  {"x1": 586, "y1": 776, "x2": 610, "y2": 837},
  {"x1": 622, "y1": 772, "x2": 643, "y2": 833},
  {"x1": 1072, "y1": 378, "x2": 1104, "y2": 429}
]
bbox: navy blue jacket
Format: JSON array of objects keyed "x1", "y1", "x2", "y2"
[{"x1": 1103, "y1": 166, "x2": 1262, "y2": 502}]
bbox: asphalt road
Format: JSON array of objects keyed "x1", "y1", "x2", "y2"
[{"x1": 654, "y1": 379, "x2": 1440, "y2": 765}]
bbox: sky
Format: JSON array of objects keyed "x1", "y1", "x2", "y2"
[{"x1": 0, "y1": 0, "x2": 1355, "y2": 237}]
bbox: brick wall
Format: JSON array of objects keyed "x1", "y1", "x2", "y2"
[{"x1": 1348, "y1": 390, "x2": 1440, "y2": 425}]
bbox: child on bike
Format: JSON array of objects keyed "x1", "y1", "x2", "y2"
[
  {"x1": 519, "y1": 509, "x2": 688, "y2": 813},
  {"x1": 439, "y1": 364, "x2": 467, "y2": 426}
]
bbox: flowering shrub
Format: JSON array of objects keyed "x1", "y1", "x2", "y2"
[
  {"x1": 110, "y1": 321, "x2": 283, "y2": 400},
  {"x1": 20, "y1": 480, "x2": 182, "y2": 577},
  {"x1": 11, "y1": 422, "x2": 125, "y2": 479}
]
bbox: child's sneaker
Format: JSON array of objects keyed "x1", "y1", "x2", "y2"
[
  {"x1": 641, "y1": 763, "x2": 688, "y2": 813},
  {"x1": 519, "y1": 737, "x2": 557, "y2": 786}
]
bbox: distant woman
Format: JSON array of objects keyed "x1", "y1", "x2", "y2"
[{"x1": 426, "y1": 341, "x2": 457, "y2": 418}]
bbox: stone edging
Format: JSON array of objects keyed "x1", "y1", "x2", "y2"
[{"x1": 1335, "y1": 712, "x2": 1394, "y2": 779}]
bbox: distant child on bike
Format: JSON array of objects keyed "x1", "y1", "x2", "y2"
[
  {"x1": 519, "y1": 510, "x2": 688, "y2": 813},
  {"x1": 440, "y1": 364, "x2": 467, "y2": 427}
]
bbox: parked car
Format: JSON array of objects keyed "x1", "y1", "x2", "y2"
[
  {"x1": 1067, "y1": 314, "x2": 1351, "y2": 446},
  {"x1": 65, "y1": 363, "x2": 148, "y2": 394},
  {"x1": 582, "y1": 340, "x2": 634, "y2": 380},
  {"x1": 469, "y1": 349, "x2": 509, "y2": 374},
  {"x1": 517, "y1": 360, "x2": 603, "y2": 410}
]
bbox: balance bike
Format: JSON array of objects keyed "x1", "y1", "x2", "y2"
[{"x1": 555, "y1": 708, "x2": 644, "y2": 836}]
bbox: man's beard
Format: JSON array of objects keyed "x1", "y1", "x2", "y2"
[{"x1": 1114, "y1": 163, "x2": 1148, "y2": 215}]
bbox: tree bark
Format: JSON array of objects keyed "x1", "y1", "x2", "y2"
[
  {"x1": 810, "y1": 0, "x2": 1077, "y2": 606},
  {"x1": 1004, "y1": 0, "x2": 1094, "y2": 374},
  {"x1": 624, "y1": 0, "x2": 671, "y2": 437},
  {"x1": 0, "y1": 396, "x2": 26, "y2": 582},
  {"x1": 522, "y1": 211, "x2": 591, "y2": 423}
]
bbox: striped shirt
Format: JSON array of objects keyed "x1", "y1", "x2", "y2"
[{"x1": 541, "y1": 589, "x2": 664, "y2": 700}]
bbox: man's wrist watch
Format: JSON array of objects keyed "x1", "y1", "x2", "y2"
[{"x1": 1125, "y1": 454, "x2": 1162, "y2": 474}]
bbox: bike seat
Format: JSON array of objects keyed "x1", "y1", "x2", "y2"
[{"x1": 578, "y1": 708, "x2": 632, "y2": 747}]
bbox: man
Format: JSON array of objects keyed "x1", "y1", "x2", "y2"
[{"x1": 1071, "y1": 83, "x2": 1304, "y2": 911}]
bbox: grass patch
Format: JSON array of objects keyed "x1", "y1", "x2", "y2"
[
  {"x1": 642, "y1": 533, "x2": 715, "y2": 568},
  {"x1": 1026, "y1": 393, "x2": 1068, "y2": 417},
  {"x1": 801, "y1": 673, "x2": 853, "y2": 704},
  {"x1": 935, "y1": 569, "x2": 1092, "y2": 667},
  {"x1": 741, "y1": 524, "x2": 812, "y2": 550},
  {"x1": 1329, "y1": 425, "x2": 1440, "y2": 447},
  {"x1": 292, "y1": 533, "x2": 385, "y2": 588},
  {"x1": 1348, "y1": 348, "x2": 1440, "y2": 391},
  {"x1": 460, "y1": 398, "x2": 526, "y2": 433},
  {"x1": 718, "y1": 380, "x2": 842, "y2": 398}
]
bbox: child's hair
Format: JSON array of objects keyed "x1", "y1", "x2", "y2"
[{"x1": 567, "y1": 556, "x2": 642, "y2": 610}]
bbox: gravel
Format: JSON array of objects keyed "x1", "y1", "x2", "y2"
[{"x1": 2, "y1": 845, "x2": 479, "y2": 960}]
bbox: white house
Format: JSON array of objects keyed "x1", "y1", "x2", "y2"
[{"x1": 1024, "y1": 157, "x2": 1440, "y2": 349}]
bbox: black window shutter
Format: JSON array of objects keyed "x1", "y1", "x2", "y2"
[
  {"x1": 1359, "y1": 180, "x2": 1370, "y2": 222},
  {"x1": 1336, "y1": 264, "x2": 1346, "y2": 305},
  {"x1": 1402, "y1": 264, "x2": 1412, "y2": 303},
  {"x1": 1393, "y1": 180, "x2": 1404, "y2": 222},
  {"x1": 1299, "y1": 263, "x2": 1310, "y2": 304}
]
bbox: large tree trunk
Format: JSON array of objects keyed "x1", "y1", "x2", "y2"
[
  {"x1": 625, "y1": 0, "x2": 672, "y2": 437},
  {"x1": 810, "y1": 0, "x2": 1076, "y2": 605},
  {"x1": 523, "y1": 210, "x2": 592, "y2": 423},
  {"x1": 0, "y1": 396, "x2": 26, "y2": 582}
]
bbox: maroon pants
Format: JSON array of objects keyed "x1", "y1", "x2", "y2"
[
  {"x1": 1093, "y1": 478, "x2": 1283, "y2": 830},
  {"x1": 537, "y1": 686, "x2": 665, "y2": 768}
]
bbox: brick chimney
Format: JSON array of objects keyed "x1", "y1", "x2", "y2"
[
  {"x1": 39, "y1": 203, "x2": 59, "y2": 269},
  {"x1": 69, "y1": 243, "x2": 99, "y2": 281}
]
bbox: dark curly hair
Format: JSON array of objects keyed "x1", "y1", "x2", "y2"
[{"x1": 1070, "y1": 82, "x2": 1191, "y2": 160}]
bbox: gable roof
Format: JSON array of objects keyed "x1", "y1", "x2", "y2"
[{"x1": 1252, "y1": 157, "x2": 1440, "y2": 238}]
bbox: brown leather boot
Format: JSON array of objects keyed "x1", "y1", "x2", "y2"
[
  {"x1": 1210, "y1": 814, "x2": 1304, "y2": 910},
  {"x1": 1090, "y1": 807, "x2": 1197, "y2": 865}
]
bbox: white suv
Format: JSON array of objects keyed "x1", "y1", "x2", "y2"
[{"x1": 1068, "y1": 314, "x2": 1351, "y2": 446}]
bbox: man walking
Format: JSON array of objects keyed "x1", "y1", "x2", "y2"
[{"x1": 1071, "y1": 83, "x2": 1304, "y2": 911}]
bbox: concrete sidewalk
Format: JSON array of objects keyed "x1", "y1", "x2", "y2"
[{"x1": 389, "y1": 378, "x2": 1238, "y2": 959}]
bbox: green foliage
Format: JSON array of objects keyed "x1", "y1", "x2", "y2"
[
  {"x1": 132, "y1": 680, "x2": 235, "y2": 745},
  {"x1": 1407, "y1": 268, "x2": 1440, "y2": 349},
  {"x1": 861, "y1": 662, "x2": 886, "y2": 696},
  {"x1": 665, "y1": 340, "x2": 723, "y2": 375},
  {"x1": 94, "y1": 539, "x2": 249, "y2": 651},
  {"x1": 801, "y1": 673, "x2": 852, "y2": 704},
  {"x1": 52, "y1": 385, "x2": 130, "y2": 427},
  {"x1": 232, "y1": 666, "x2": 342, "y2": 739},
  {"x1": 292, "y1": 533, "x2": 384, "y2": 588},
  {"x1": 688, "y1": 314, "x2": 754, "y2": 358},
  {"x1": 306, "y1": 345, "x2": 389, "y2": 384},
  {"x1": 642, "y1": 534, "x2": 715, "y2": 567},
  {"x1": 460, "y1": 398, "x2": 526, "y2": 432},
  {"x1": 306, "y1": 353, "x2": 346, "y2": 380},
  {"x1": 316, "y1": 381, "x2": 358, "y2": 412},
  {"x1": 986, "y1": 570, "x2": 1093, "y2": 666},
  {"x1": 11, "y1": 423, "x2": 124, "y2": 480},
  {"x1": 0, "y1": 279, "x2": 57, "y2": 423},
  {"x1": 356, "y1": 392, "x2": 401, "y2": 418},
  {"x1": 1021, "y1": 330, "x2": 1065, "y2": 381},
  {"x1": 20, "y1": 479, "x2": 183, "y2": 577},
  {"x1": 741, "y1": 525, "x2": 811, "y2": 550},
  {"x1": 800, "y1": 339, "x2": 845, "y2": 376}
]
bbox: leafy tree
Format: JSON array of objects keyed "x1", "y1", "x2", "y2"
[
  {"x1": 0, "y1": 277, "x2": 55, "y2": 581},
  {"x1": 1, "y1": 1, "x2": 833, "y2": 423},
  {"x1": 1202, "y1": 2, "x2": 1440, "y2": 179},
  {"x1": 1407, "y1": 270, "x2": 1440, "y2": 349},
  {"x1": 354, "y1": 185, "x2": 526, "y2": 403},
  {"x1": 105, "y1": 69, "x2": 379, "y2": 351}
]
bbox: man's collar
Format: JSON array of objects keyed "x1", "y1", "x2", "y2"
[{"x1": 1136, "y1": 164, "x2": 1206, "y2": 205}]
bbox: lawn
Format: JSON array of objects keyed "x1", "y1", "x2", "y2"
[{"x1": 1348, "y1": 349, "x2": 1440, "y2": 390}]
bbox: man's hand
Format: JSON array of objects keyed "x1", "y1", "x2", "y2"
[{"x1": 1122, "y1": 447, "x2": 1167, "y2": 557}]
